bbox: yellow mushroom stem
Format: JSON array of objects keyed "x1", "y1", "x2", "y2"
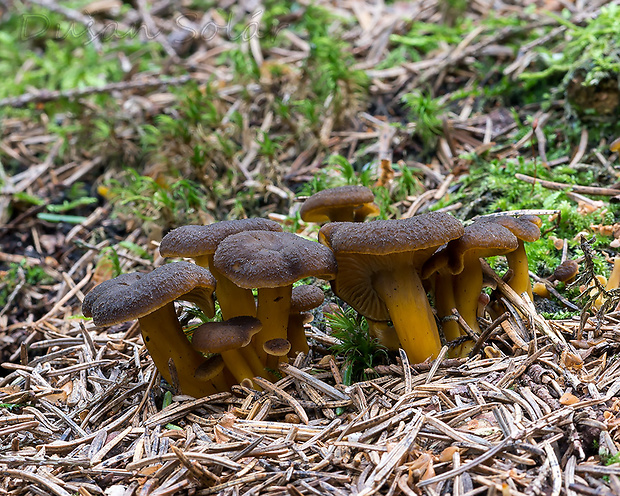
[
  {"x1": 449, "y1": 255, "x2": 487, "y2": 357},
  {"x1": 197, "y1": 254, "x2": 264, "y2": 379},
  {"x1": 505, "y1": 241, "x2": 534, "y2": 301},
  {"x1": 138, "y1": 303, "x2": 219, "y2": 397},
  {"x1": 202, "y1": 255, "x2": 257, "y2": 318},
  {"x1": 594, "y1": 257, "x2": 620, "y2": 310},
  {"x1": 287, "y1": 312, "x2": 311, "y2": 357},
  {"x1": 366, "y1": 319, "x2": 401, "y2": 351},
  {"x1": 255, "y1": 286, "x2": 292, "y2": 364},
  {"x1": 432, "y1": 271, "x2": 462, "y2": 345},
  {"x1": 372, "y1": 266, "x2": 442, "y2": 364}
]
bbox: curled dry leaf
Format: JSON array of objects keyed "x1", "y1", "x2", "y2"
[
  {"x1": 438, "y1": 446, "x2": 459, "y2": 463},
  {"x1": 561, "y1": 350, "x2": 584, "y2": 370}
]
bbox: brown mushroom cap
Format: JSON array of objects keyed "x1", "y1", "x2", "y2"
[
  {"x1": 550, "y1": 259, "x2": 579, "y2": 283},
  {"x1": 87, "y1": 262, "x2": 216, "y2": 326},
  {"x1": 213, "y1": 231, "x2": 337, "y2": 288},
  {"x1": 159, "y1": 218, "x2": 283, "y2": 259},
  {"x1": 83, "y1": 262, "x2": 221, "y2": 398},
  {"x1": 194, "y1": 355, "x2": 226, "y2": 381},
  {"x1": 480, "y1": 215, "x2": 541, "y2": 242},
  {"x1": 290, "y1": 285, "x2": 325, "y2": 313},
  {"x1": 82, "y1": 272, "x2": 143, "y2": 318},
  {"x1": 300, "y1": 186, "x2": 379, "y2": 223},
  {"x1": 322, "y1": 212, "x2": 463, "y2": 320},
  {"x1": 263, "y1": 338, "x2": 292, "y2": 357},
  {"x1": 191, "y1": 316, "x2": 262, "y2": 354},
  {"x1": 429, "y1": 220, "x2": 519, "y2": 276}
]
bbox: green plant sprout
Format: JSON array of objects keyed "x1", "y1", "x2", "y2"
[
  {"x1": 328, "y1": 306, "x2": 388, "y2": 385},
  {"x1": 401, "y1": 90, "x2": 446, "y2": 145}
]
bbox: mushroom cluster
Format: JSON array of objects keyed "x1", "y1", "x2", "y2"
[{"x1": 83, "y1": 185, "x2": 545, "y2": 397}]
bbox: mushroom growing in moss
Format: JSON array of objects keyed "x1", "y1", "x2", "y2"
[
  {"x1": 319, "y1": 212, "x2": 464, "y2": 364},
  {"x1": 300, "y1": 186, "x2": 380, "y2": 223},
  {"x1": 213, "y1": 231, "x2": 337, "y2": 365},
  {"x1": 83, "y1": 262, "x2": 222, "y2": 397}
]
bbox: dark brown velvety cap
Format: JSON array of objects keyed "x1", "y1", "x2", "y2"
[
  {"x1": 194, "y1": 355, "x2": 225, "y2": 381},
  {"x1": 290, "y1": 285, "x2": 325, "y2": 312},
  {"x1": 263, "y1": 338, "x2": 291, "y2": 357},
  {"x1": 320, "y1": 212, "x2": 464, "y2": 321},
  {"x1": 87, "y1": 262, "x2": 216, "y2": 326},
  {"x1": 319, "y1": 212, "x2": 464, "y2": 255},
  {"x1": 191, "y1": 316, "x2": 262, "y2": 353},
  {"x1": 300, "y1": 186, "x2": 377, "y2": 222},
  {"x1": 479, "y1": 215, "x2": 541, "y2": 242},
  {"x1": 82, "y1": 272, "x2": 143, "y2": 318},
  {"x1": 159, "y1": 218, "x2": 283, "y2": 258},
  {"x1": 443, "y1": 220, "x2": 519, "y2": 274},
  {"x1": 213, "y1": 231, "x2": 337, "y2": 289},
  {"x1": 551, "y1": 259, "x2": 579, "y2": 282}
]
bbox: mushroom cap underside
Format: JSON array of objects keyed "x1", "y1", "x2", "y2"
[{"x1": 331, "y1": 251, "x2": 435, "y2": 321}]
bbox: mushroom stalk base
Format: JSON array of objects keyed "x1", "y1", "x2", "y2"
[
  {"x1": 139, "y1": 303, "x2": 219, "y2": 398},
  {"x1": 373, "y1": 269, "x2": 442, "y2": 364}
]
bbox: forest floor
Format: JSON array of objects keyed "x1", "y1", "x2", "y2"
[{"x1": 2, "y1": 0, "x2": 620, "y2": 495}]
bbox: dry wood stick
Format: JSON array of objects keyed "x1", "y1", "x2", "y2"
[{"x1": 515, "y1": 173, "x2": 620, "y2": 196}]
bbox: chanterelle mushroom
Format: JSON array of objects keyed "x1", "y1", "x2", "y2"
[
  {"x1": 319, "y1": 212, "x2": 464, "y2": 364},
  {"x1": 480, "y1": 215, "x2": 541, "y2": 301},
  {"x1": 159, "y1": 219, "x2": 282, "y2": 319},
  {"x1": 83, "y1": 262, "x2": 221, "y2": 398},
  {"x1": 423, "y1": 220, "x2": 518, "y2": 357},
  {"x1": 213, "y1": 231, "x2": 337, "y2": 364},
  {"x1": 300, "y1": 186, "x2": 380, "y2": 223},
  {"x1": 160, "y1": 219, "x2": 282, "y2": 378},
  {"x1": 191, "y1": 316, "x2": 263, "y2": 385}
]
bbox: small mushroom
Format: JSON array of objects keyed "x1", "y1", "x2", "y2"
[
  {"x1": 83, "y1": 262, "x2": 222, "y2": 397},
  {"x1": 422, "y1": 220, "x2": 518, "y2": 357},
  {"x1": 549, "y1": 259, "x2": 579, "y2": 284},
  {"x1": 159, "y1": 218, "x2": 282, "y2": 319},
  {"x1": 263, "y1": 338, "x2": 292, "y2": 370},
  {"x1": 480, "y1": 215, "x2": 541, "y2": 301},
  {"x1": 194, "y1": 355, "x2": 225, "y2": 382},
  {"x1": 191, "y1": 316, "x2": 263, "y2": 385},
  {"x1": 213, "y1": 231, "x2": 337, "y2": 365},
  {"x1": 288, "y1": 285, "x2": 324, "y2": 357},
  {"x1": 300, "y1": 186, "x2": 380, "y2": 223},
  {"x1": 159, "y1": 219, "x2": 282, "y2": 378},
  {"x1": 319, "y1": 212, "x2": 464, "y2": 363}
]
